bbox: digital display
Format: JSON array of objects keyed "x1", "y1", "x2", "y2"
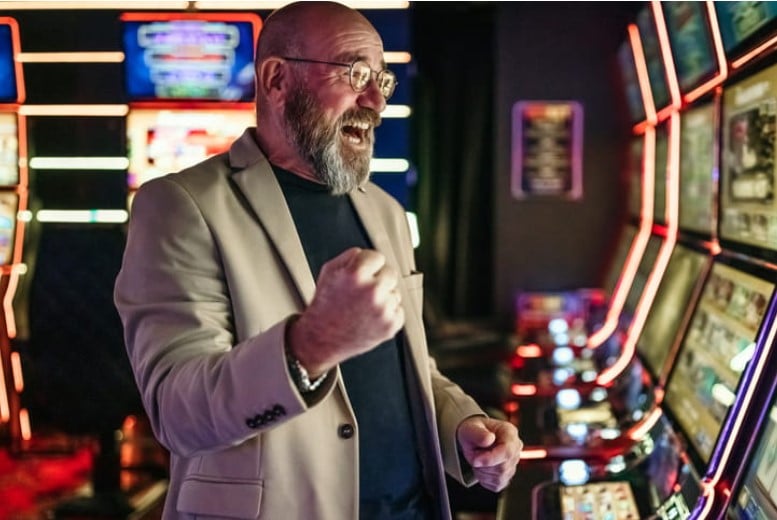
[
  {"x1": 662, "y1": 2, "x2": 717, "y2": 94},
  {"x1": 715, "y1": 1, "x2": 777, "y2": 54},
  {"x1": 636, "y1": 6, "x2": 671, "y2": 112},
  {"x1": 720, "y1": 64, "x2": 777, "y2": 254},
  {"x1": 654, "y1": 123, "x2": 669, "y2": 225},
  {"x1": 603, "y1": 224, "x2": 638, "y2": 298},
  {"x1": 122, "y1": 14, "x2": 260, "y2": 102},
  {"x1": 126, "y1": 108, "x2": 254, "y2": 189},
  {"x1": 679, "y1": 103, "x2": 716, "y2": 235},
  {"x1": 0, "y1": 191, "x2": 17, "y2": 266},
  {"x1": 637, "y1": 244, "x2": 708, "y2": 379},
  {"x1": 628, "y1": 136, "x2": 644, "y2": 219},
  {"x1": 0, "y1": 22, "x2": 18, "y2": 104},
  {"x1": 623, "y1": 234, "x2": 663, "y2": 322},
  {"x1": 618, "y1": 39, "x2": 646, "y2": 125},
  {"x1": 0, "y1": 111, "x2": 18, "y2": 186},
  {"x1": 664, "y1": 262, "x2": 774, "y2": 463},
  {"x1": 732, "y1": 405, "x2": 777, "y2": 518}
]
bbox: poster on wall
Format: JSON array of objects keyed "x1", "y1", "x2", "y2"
[{"x1": 511, "y1": 100, "x2": 583, "y2": 200}]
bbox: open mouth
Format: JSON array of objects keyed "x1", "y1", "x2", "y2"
[{"x1": 341, "y1": 120, "x2": 371, "y2": 145}]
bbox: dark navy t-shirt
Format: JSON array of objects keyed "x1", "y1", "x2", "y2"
[{"x1": 273, "y1": 167, "x2": 431, "y2": 519}]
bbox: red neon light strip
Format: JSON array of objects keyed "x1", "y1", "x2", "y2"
[
  {"x1": 0, "y1": 348, "x2": 8, "y2": 422},
  {"x1": 629, "y1": 24, "x2": 657, "y2": 128},
  {"x1": 4, "y1": 270, "x2": 19, "y2": 339},
  {"x1": 732, "y1": 35, "x2": 777, "y2": 69},
  {"x1": 627, "y1": 406, "x2": 662, "y2": 440},
  {"x1": 651, "y1": 1, "x2": 682, "y2": 120},
  {"x1": 599, "y1": 113, "x2": 680, "y2": 384},
  {"x1": 684, "y1": 2, "x2": 729, "y2": 104},
  {"x1": 588, "y1": 128, "x2": 656, "y2": 348}
]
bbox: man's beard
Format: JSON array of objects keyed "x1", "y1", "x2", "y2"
[{"x1": 284, "y1": 82, "x2": 379, "y2": 195}]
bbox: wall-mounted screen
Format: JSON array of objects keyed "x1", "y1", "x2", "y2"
[
  {"x1": 654, "y1": 123, "x2": 669, "y2": 225},
  {"x1": 636, "y1": 6, "x2": 671, "y2": 113},
  {"x1": 122, "y1": 13, "x2": 261, "y2": 102},
  {"x1": 618, "y1": 39, "x2": 647, "y2": 125},
  {"x1": 637, "y1": 244, "x2": 709, "y2": 380},
  {"x1": 720, "y1": 63, "x2": 777, "y2": 255},
  {"x1": 0, "y1": 21, "x2": 19, "y2": 104},
  {"x1": 0, "y1": 111, "x2": 18, "y2": 186},
  {"x1": 679, "y1": 102, "x2": 716, "y2": 235},
  {"x1": 715, "y1": 2, "x2": 777, "y2": 56},
  {"x1": 664, "y1": 261, "x2": 774, "y2": 464},
  {"x1": 126, "y1": 108, "x2": 254, "y2": 189},
  {"x1": 662, "y1": 2, "x2": 718, "y2": 95},
  {"x1": 731, "y1": 403, "x2": 777, "y2": 518}
]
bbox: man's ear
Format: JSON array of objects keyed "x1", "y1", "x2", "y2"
[{"x1": 256, "y1": 57, "x2": 287, "y2": 105}]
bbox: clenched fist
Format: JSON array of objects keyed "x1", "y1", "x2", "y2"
[{"x1": 287, "y1": 247, "x2": 405, "y2": 376}]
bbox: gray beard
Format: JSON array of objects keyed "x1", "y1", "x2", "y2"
[{"x1": 284, "y1": 83, "x2": 375, "y2": 195}]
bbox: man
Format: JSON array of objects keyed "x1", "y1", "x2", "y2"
[{"x1": 114, "y1": 2, "x2": 522, "y2": 519}]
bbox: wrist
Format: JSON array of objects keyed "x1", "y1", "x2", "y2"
[{"x1": 285, "y1": 315, "x2": 329, "y2": 393}]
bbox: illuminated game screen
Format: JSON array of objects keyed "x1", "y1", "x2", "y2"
[
  {"x1": 654, "y1": 123, "x2": 669, "y2": 225},
  {"x1": 622, "y1": 233, "x2": 663, "y2": 322},
  {"x1": 618, "y1": 39, "x2": 646, "y2": 125},
  {"x1": 0, "y1": 111, "x2": 18, "y2": 186},
  {"x1": 732, "y1": 404, "x2": 777, "y2": 518},
  {"x1": 127, "y1": 108, "x2": 255, "y2": 189},
  {"x1": 636, "y1": 6, "x2": 671, "y2": 112},
  {"x1": 664, "y1": 262, "x2": 774, "y2": 464},
  {"x1": 662, "y1": 2, "x2": 717, "y2": 94},
  {"x1": 715, "y1": 1, "x2": 777, "y2": 55},
  {"x1": 122, "y1": 14, "x2": 259, "y2": 102},
  {"x1": 720, "y1": 63, "x2": 777, "y2": 255},
  {"x1": 0, "y1": 191, "x2": 17, "y2": 265},
  {"x1": 0, "y1": 22, "x2": 17, "y2": 103},
  {"x1": 628, "y1": 135, "x2": 644, "y2": 220},
  {"x1": 679, "y1": 102, "x2": 716, "y2": 235},
  {"x1": 637, "y1": 244, "x2": 708, "y2": 380},
  {"x1": 603, "y1": 224, "x2": 638, "y2": 298}
]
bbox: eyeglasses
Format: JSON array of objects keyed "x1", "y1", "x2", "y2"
[{"x1": 281, "y1": 57, "x2": 397, "y2": 100}]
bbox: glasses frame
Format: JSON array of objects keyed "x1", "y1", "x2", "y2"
[{"x1": 280, "y1": 56, "x2": 397, "y2": 100}]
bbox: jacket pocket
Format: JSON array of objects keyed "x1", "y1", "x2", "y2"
[{"x1": 178, "y1": 476, "x2": 263, "y2": 519}]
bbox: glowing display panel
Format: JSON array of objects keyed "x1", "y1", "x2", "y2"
[
  {"x1": 603, "y1": 224, "x2": 638, "y2": 298},
  {"x1": 637, "y1": 244, "x2": 708, "y2": 380},
  {"x1": 732, "y1": 405, "x2": 777, "y2": 518},
  {"x1": 622, "y1": 233, "x2": 663, "y2": 323},
  {"x1": 636, "y1": 6, "x2": 671, "y2": 113},
  {"x1": 0, "y1": 191, "x2": 17, "y2": 266},
  {"x1": 628, "y1": 136, "x2": 644, "y2": 220},
  {"x1": 662, "y1": 2, "x2": 718, "y2": 95},
  {"x1": 654, "y1": 123, "x2": 669, "y2": 225},
  {"x1": 720, "y1": 64, "x2": 777, "y2": 254},
  {"x1": 618, "y1": 39, "x2": 646, "y2": 125},
  {"x1": 679, "y1": 103, "x2": 716, "y2": 235},
  {"x1": 0, "y1": 23, "x2": 17, "y2": 103},
  {"x1": 126, "y1": 108, "x2": 254, "y2": 189},
  {"x1": 664, "y1": 262, "x2": 774, "y2": 464},
  {"x1": 122, "y1": 14, "x2": 259, "y2": 102},
  {"x1": 715, "y1": 2, "x2": 777, "y2": 55},
  {"x1": 0, "y1": 111, "x2": 18, "y2": 187}
]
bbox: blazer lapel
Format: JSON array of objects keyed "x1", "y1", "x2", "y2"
[{"x1": 228, "y1": 130, "x2": 317, "y2": 306}]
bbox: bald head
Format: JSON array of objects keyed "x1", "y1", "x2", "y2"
[{"x1": 256, "y1": 1, "x2": 378, "y2": 64}]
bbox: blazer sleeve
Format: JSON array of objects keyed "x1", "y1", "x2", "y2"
[{"x1": 114, "y1": 177, "x2": 329, "y2": 458}]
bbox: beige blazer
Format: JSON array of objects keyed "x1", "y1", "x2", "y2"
[{"x1": 114, "y1": 129, "x2": 485, "y2": 520}]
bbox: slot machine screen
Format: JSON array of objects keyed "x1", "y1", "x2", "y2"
[
  {"x1": 636, "y1": 6, "x2": 671, "y2": 113},
  {"x1": 603, "y1": 224, "x2": 638, "y2": 298},
  {"x1": 618, "y1": 39, "x2": 646, "y2": 125},
  {"x1": 637, "y1": 244, "x2": 708, "y2": 380},
  {"x1": 731, "y1": 404, "x2": 777, "y2": 518},
  {"x1": 720, "y1": 63, "x2": 777, "y2": 257},
  {"x1": 664, "y1": 262, "x2": 774, "y2": 464},
  {"x1": 679, "y1": 102, "x2": 716, "y2": 235},
  {"x1": 654, "y1": 123, "x2": 669, "y2": 225},
  {"x1": 715, "y1": 2, "x2": 777, "y2": 56},
  {"x1": 0, "y1": 22, "x2": 18, "y2": 104},
  {"x1": 628, "y1": 135, "x2": 644, "y2": 220},
  {"x1": 122, "y1": 14, "x2": 260, "y2": 102},
  {"x1": 662, "y1": 2, "x2": 718, "y2": 94},
  {"x1": 0, "y1": 111, "x2": 18, "y2": 186},
  {"x1": 0, "y1": 191, "x2": 17, "y2": 265},
  {"x1": 622, "y1": 233, "x2": 663, "y2": 324},
  {"x1": 126, "y1": 108, "x2": 254, "y2": 189}
]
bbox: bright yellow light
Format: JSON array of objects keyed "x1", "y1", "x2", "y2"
[
  {"x1": 18, "y1": 51, "x2": 125, "y2": 63},
  {"x1": 383, "y1": 105, "x2": 412, "y2": 118},
  {"x1": 36, "y1": 209, "x2": 129, "y2": 223},
  {"x1": 370, "y1": 158, "x2": 409, "y2": 173},
  {"x1": 19, "y1": 105, "x2": 129, "y2": 117},
  {"x1": 29, "y1": 157, "x2": 129, "y2": 170}
]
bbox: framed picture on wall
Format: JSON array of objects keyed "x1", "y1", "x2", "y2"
[{"x1": 511, "y1": 100, "x2": 583, "y2": 200}]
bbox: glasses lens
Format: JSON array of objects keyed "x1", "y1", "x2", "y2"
[
  {"x1": 350, "y1": 61, "x2": 372, "y2": 92},
  {"x1": 377, "y1": 70, "x2": 397, "y2": 100}
]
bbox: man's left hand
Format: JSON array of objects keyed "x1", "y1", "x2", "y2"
[{"x1": 457, "y1": 416, "x2": 523, "y2": 492}]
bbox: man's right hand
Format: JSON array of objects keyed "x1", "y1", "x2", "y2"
[{"x1": 286, "y1": 247, "x2": 405, "y2": 377}]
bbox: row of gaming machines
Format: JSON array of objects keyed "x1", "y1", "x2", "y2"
[
  {"x1": 498, "y1": 2, "x2": 777, "y2": 520},
  {"x1": 0, "y1": 8, "x2": 412, "y2": 453}
]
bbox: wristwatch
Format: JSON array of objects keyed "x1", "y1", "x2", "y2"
[{"x1": 286, "y1": 350, "x2": 328, "y2": 393}]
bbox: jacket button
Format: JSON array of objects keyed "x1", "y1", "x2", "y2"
[{"x1": 338, "y1": 424, "x2": 354, "y2": 439}]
